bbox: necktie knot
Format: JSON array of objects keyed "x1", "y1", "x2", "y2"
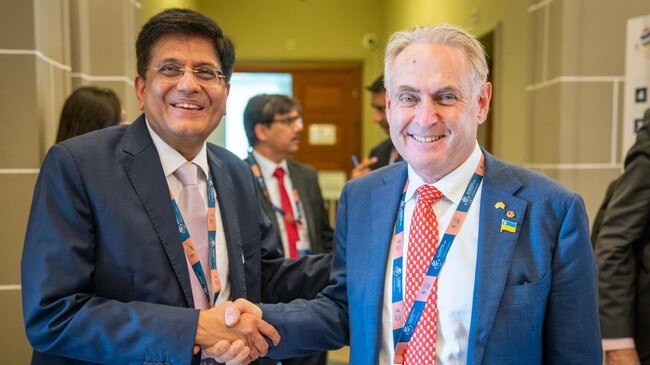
[
  {"x1": 417, "y1": 184, "x2": 443, "y2": 205},
  {"x1": 273, "y1": 167, "x2": 286, "y2": 179},
  {"x1": 175, "y1": 162, "x2": 199, "y2": 187}
]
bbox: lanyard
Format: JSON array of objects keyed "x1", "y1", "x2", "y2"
[
  {"x1": 392, "y1": 154, "x2": 485, "y2": 363},
  {"x1": 170, "y1": 173, "x2": 221, "y2": 307},
  {"x1": 246, "y1": 154, "x2": 305, "y2": 225}
]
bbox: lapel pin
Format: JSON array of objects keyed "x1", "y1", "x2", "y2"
[
  {"x1": 506, "y1": 210, "x2": 515, "y2": 219},
  {"x1": 500, "y1": 219, "x2": 517, "y2": 233},
  {"x1": 495, "y1": 201, "x2": 505, "y2": 209}
]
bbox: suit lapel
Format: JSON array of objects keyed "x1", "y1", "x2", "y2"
[
  {"x1": 209, "y1": 148, "x2": 247, "y2": 299},
  {"x1": 364, "y1": 164, "x2": 408, "y2": 360},
  {"x1": 121, "y1": 116, "x2": 194, "y2": 307},
  {"x1": 467, "y1": 152, "x2": 528, "y2": 364}
]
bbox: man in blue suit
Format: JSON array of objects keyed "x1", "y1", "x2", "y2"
[
  {"x1": 21, "y1": 8, "x2": 329, "y2": 365},
  {"x1": 255, "y1": 23, "x2": 602, "y2": 364}
]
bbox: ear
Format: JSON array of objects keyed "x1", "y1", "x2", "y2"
[
  {"x1": 476, "y1": 82, "x2": 492, "y2": 125},
  {"x1": 134, "y1": 75, "x2": 146, "y2": 111},
  {"x1": 254, "y1": 123, "x2": 269, "y2": 143},
  {"x1": 385, "y1": 90, "x2": 392, "y2": 119}
]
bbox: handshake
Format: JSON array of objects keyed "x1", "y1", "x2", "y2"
[{"x1": 194, "y1": 299, "x2": 280, "y2": 365}]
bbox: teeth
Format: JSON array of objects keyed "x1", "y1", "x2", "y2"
[
  {"x1": 412, "y1": 135, "x2": 442, "y2": 143},
  {"x1": 174, "y1": 103, "x2": 200, "y2": 109}
]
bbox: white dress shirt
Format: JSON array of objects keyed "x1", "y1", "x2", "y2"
[
  {"x1": 380, "y1": 143, "x2": 483, "y2": 365},
  {"x1": 145, "y1": 119, "x2": 231, "y2": 307}
]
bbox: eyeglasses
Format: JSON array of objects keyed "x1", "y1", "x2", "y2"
[
  {"x1": 271, "y1": 115, "x2": 303, "y2": 127},
  {"x1": 147, "y1": 63, "x2": 226, "y2": 87}
]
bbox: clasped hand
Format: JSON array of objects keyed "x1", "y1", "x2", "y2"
[{"x1": 194, "y1": 298, "x2": 280, "y2": 365}]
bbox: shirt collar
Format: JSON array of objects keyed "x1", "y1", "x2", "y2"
[
  {"x1": 252, "y1": 150, "x2": 288, "y2": 180},
  {"x1": 145, "y1": 118, "x2": 209, "y2": 179},
  {"x1": 405, "y1": 142, "x2": 482, "y2": 204}
]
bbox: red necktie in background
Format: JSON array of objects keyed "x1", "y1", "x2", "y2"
[
  {"x1": 273, "y1": 167, "x2": 299, "y2": 259},
  {"x1": 404, "y1": 184, "x2": 444, "y2": 364}
]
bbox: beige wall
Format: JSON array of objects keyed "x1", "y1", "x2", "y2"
[
  {"x1": 0, "y1": 0, "x2": 140, "y2": 362},
  {"x1": 527, "y1": 0, "x2": 650, "y2": 222}
]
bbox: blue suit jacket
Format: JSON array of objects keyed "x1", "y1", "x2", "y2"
[
  {"x1": 263, "y1": 151, "x2": 602, "y2": 364},
  {"x1": 21, "y1": 116, "x2": 330, "y2": 365}
]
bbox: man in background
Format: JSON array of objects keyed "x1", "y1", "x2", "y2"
[
  {"x1": 350, "y1": 74, "x2": 400, "y2": 178},
  {"x1": 596, "y1": 107, "x2": 650, "y2": 365},
  {"x1": 243, "y1": 94, "x2": 333, "y2": 365}
]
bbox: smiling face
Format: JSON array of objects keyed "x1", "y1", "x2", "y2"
[
  {"x1": 386, "y1": 42, "x2": 491, "y2": 183},
  {"x1": 135, "y1": 34, "x2": 230, "y2": 160}
]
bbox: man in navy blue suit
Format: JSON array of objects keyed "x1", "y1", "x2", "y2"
[
  {"x1": 246, "y1": 23, "x2": 603, "y2": 364},
  {"x1": 21, "y1": 8, "x2": 329, "y2": 365}
]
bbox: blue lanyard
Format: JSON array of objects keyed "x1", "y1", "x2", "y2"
[
  {"x1": 170, "y1": 173, "x2": 221, "y2": 306},
  {"x1": 392, "y1": 154, "x2": 485, "y2": 363}
]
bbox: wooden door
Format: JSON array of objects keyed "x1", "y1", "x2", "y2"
[{"x1": 236, "y1": 62, "x2": 362, "y2": 172}]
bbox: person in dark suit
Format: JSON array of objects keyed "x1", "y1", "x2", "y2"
[
  {"x1": 21, "y1": 8, "x2": 329, "y2": 365},
  {"x1": 237, "y1": 23, "x2": 602, "y2": 364},
  {"x1": 595, "y1": 108, "x2": 650, "y2": 365},
  {"x1": 242, "y1": 94, "x2": 333, "y2": 365},
  {"x1": 350, "y1": 75, "x2": 401, "y2": 178}
]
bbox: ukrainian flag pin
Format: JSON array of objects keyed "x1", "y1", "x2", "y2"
[{"x1": 500, "y1": 219, "x2": 517, "y2": 233}]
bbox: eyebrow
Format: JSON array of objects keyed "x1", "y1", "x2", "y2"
[
  {"x1": 394, "y1": 84, "x2": 462, "y2": 96},
  {"x1": 154, "y1": 57, "x2": 219, "y2": 68}
]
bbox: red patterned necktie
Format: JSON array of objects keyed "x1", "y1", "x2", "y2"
[
  {"x1": 404, "y1": 184, "x2": 444, "y2": 365},
  {"x1": 174, "y1": 162, "x2": 210, "y2": 310},
  {"x1": 273, "y1": 167, "x2": 299, "y2": 259}
]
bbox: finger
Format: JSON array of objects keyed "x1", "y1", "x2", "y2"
[
  {"x1": 227, "y1": 344, "x2": 252, "y2": 365},
  {"x1": 224, "y1": 302, "x2": 241, "y2": 327},
  {"x1": 257, "y1": 319, "x2": 281, "y2": 347},
  {"x1": 359, "y1": 157, "x2": 378, "y2": 168},
  {"x1": 193, "y1": 345, "x2": 201, "y2": 355},
  {"x1": 212, "y1": 339, "x2": 246, "y2": 363},
  {"x1": 248, "y1": 331, "x2": 267, "y2": 359},
  {"x1": 234, "y1": 298, "x2": 262, "y2": 318},
  {"x1": 202, "y1": 340, "x2": 229, "y2": 357}
]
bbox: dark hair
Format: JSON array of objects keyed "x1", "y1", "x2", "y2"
[
  {"x1": 243, "y1": 94, "x2": 301, "y2": 146},
  {"x1": 55, "y1": 86, "x2": 122, "y2": 143},
  {"x1": 136, "y1": 8, "x2": 235, "y2": 82},
  {"x1": 366, "y1": 75, "x2": 385, "y2": 92}
]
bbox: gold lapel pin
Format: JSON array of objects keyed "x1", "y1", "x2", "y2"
[
  {"x1": 506, "y1": 210, "x2": 515, "y2": 219},
  {"x1": 495, "y1": 201, "x2": 505, "y2": 209}
]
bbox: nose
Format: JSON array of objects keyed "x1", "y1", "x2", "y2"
[
  {"x1": 293, "y1": 120, "x2": 304, "y2": 132},
  {"x1": 415, "y1": 98, "x2": 439, "y2": 127},
  {"x1": 175, "y1": 70, "x2": 201, "y2": 92}
]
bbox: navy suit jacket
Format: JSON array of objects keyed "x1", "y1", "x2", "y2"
[
  {"x1": 263, "y1": 151, "x2": 602, "y2": 364},
  {"x1": 21, "y1": 116, "x2": 330, "y2": 365}
]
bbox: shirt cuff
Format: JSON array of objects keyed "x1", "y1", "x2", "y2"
[{"x1": 602, "y1": 338, "x2": 636, "y2": 351}]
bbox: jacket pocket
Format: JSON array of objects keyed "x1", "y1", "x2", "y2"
[{"x1": 499, "y1": 272, "x2": 551, "y2": 307}]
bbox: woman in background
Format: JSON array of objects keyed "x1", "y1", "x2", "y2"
[{"x1": 56, "y1": 86, "x2": 122, "y2": 143}]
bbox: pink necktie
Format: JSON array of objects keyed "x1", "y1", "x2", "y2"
[
  {"x1": 175, "y1": 162, "x2": 210, "y2": 310},
  {"x1": 273, "y1": 167, "x2": 299, "y2": 259},
  {"x1": 404, "y1": 185, "x2": 444, "y2": 365}
]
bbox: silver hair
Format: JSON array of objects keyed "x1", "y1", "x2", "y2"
[{"x1": 384, "y1": 23, "x2": 488, "y2": 97}]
